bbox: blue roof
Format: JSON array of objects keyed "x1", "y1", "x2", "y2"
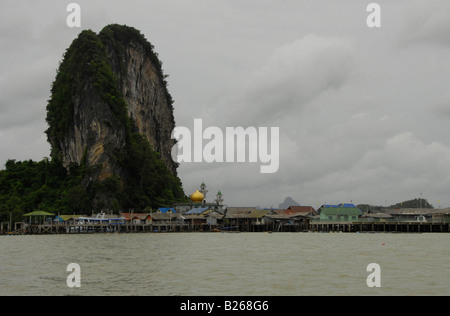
[
  {"x1": 54, "y1": 216, "x2": 65, "y2": 222},
  {"x1": 158, "y1": 207, "x2": 176, "y2": 213},
  {"x1": 322, "y1": 204, "x2": 356, "y2": 208},
  {"x1": 185, "y1": 207, "x2": 209, "y2": 215},
  {"x1": 340, "y1": 203, "x2": 356, "y2": 208}
]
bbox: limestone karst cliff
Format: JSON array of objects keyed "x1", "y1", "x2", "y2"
[{"x1": 45, "y1": 24, "x2": 185, "y2": 209}]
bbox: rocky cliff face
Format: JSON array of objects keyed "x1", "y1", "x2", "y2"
[
  {"x1": 45, "y1": 25, "x2": 184, "y2": 209},
  {"x1": 100, "y1": 25, "x2": 178, "y2": 174},
  {"x1": 58, "y1": 78, "x2": 128, "y2": 182}
]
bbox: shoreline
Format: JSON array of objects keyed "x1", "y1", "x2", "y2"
[{"x1": 2, "y1": 223, "x2": 448, "y2": 236}]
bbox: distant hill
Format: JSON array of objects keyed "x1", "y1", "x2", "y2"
[
  {"x1": 357, "y1": 198, "x2": 434, "y2": 213},
  {"x1": 278, "y1": 197, "x2": 300, "y2": 209}
]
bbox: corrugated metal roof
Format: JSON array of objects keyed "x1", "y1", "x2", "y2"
[
  {"x1": 185, "y1": 207, "x2": 209, "y2": 215},
  {"x1": 23, "y1": 211, "x2": 55, "y2": 216},
  {"x1": 381, "y1": 208, "x2": 448, "y2": 215},
  {"x1": 249, "y1": 209, "x2": 274, "y2": 218},
  {"x1": 320, "y1": 203, "x2": 357, "y2": 209},
  {"x1": 365, "y1": 213, "x2": 393, "y2": 218},
  {"x1": 282, "y1": 206, "x2": 316, "y2": 214},
  {"x1": 158, "y1": 207, "x2": 176, "y2": 213},
  {"x1": 321, "y1": 207, "x2": 362, "y2": 216},
  {"x1": 266, "y1": 213, "x2": 307, "y2": 220},
  {"x1": 121, "y1": 213, "x2": 151, "y2": 220},
  {"x1": 226, "y1": 207, "x2": 255, "y2": 214},
  {"x1": 182, "y1": 215, "x2": 205, "y2": 220},
  {"x1": 59, "y1": 215, "x2": 82, "y2": 221},
  {"x1": 150, "y1": 213, "x2": 179, "y2": 220},
  {"x1": 224, "y1": 209, "x2": 274, "y2": 219},
  {"x1": 225, "y1": 207, "x2": 255, "y2": 218},
  {"x1": 208, "y1": 212, "x2": 225, "y2": 219}
]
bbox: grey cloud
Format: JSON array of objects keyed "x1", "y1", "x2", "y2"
[
  {"x1": 217, "y1": 34, "x2": 355, "y2": 126},
  {"x1": 0, "y1": 58, "x2": 55, "y2": 129},
  {"x1": 433, "y1": 92, "x2": 450, "y2": 119},
  {"x1": 397, "y1": 0, "x2": 450, "y2": 47}
]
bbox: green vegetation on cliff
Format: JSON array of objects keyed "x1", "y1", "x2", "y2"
[
  {"x1": 98, "y1": 24, "x2": 174, "y2": 109},
  {"x1": 46, "y1": 29, "x2": 131, "y2": 157}
]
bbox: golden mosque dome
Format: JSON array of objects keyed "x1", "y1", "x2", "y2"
[{"x1": 190, "y1": 190, "x2": 204, "y2": 203}]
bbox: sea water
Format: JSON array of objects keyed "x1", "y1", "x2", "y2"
[{"x1": 0, "y1": 232, "x2": 448, "y2": 296}]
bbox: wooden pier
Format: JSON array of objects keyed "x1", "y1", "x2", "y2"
[
  {"x1": 1, "y1": 220, "x2": 449, "y2": 235},
  {"x1": 1, "y1": 221, "x2": 207, "y2": 235},
  {"x1": 310, "y1": 221, "x2": 449, "y2": 233}
]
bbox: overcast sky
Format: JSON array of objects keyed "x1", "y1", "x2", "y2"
[{"x1": 1, "y1": 0, "x2": 450, "y2": 209}]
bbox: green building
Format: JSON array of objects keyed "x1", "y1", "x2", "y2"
[{"x1": 318, "y1": 204, "x2": 362, "y2": 222}]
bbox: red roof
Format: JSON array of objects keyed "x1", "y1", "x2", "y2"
[
  {"x1": 282, "y1": 206, "x2": 316, "y2": 215},
  {"x1": 120, "y1": 213, "x2": 151, "y2": 221}
]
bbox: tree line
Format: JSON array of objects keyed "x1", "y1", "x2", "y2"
[{"x1": 357, "y1": 198, "x2": 434, "y2": 213}]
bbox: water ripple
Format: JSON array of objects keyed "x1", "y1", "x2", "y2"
[{"x1": 0, "y1": 233, "x2": 449, "y2": 295}]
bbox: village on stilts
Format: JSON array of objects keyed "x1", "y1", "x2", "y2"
[{"x1": 2, "y1": 182, "x2": 450, "y2": 235}]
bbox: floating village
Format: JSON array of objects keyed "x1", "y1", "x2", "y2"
[{"x1": 1, "y1": 182, "x2": 450, "y2": 235}]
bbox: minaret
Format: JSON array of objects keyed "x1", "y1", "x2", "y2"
[
  {"x1": 214, "y1": 190, "x2": 224, "y2": 212},
  {"x1": 199, "y1": 182, "x2": 208, "y2": 201},
  {"x1": 215, "y1": 190, "x2": 224, "y2": 205}
]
